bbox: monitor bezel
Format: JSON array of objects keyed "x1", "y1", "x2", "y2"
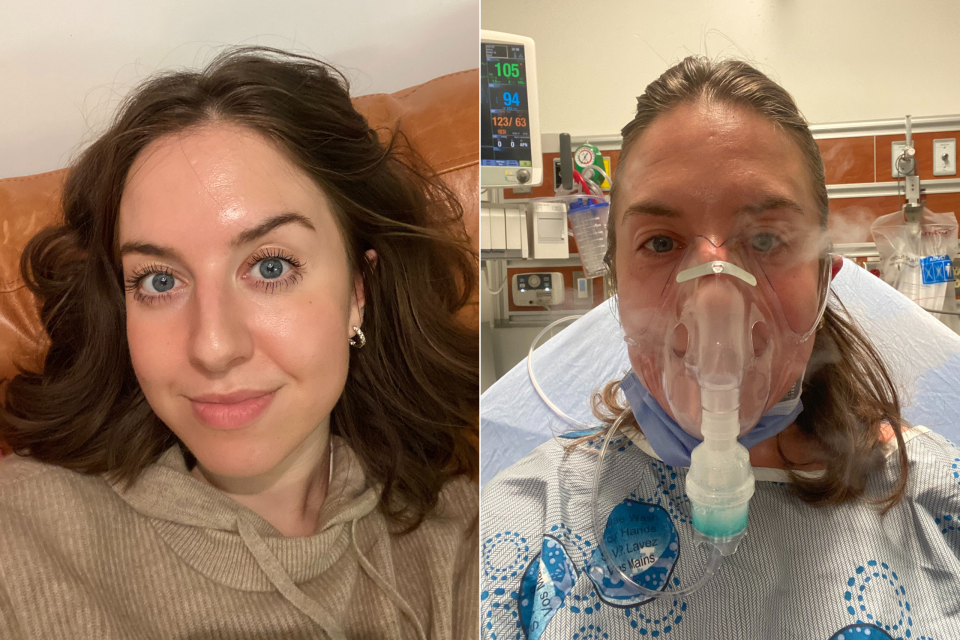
[{"x1": 480, "y1": 30, "x2": 543, "y2": 189}]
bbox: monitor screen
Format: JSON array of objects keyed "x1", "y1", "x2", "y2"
[{"x1": 480, "y1": 42, "x2": 532, "y2": 168}]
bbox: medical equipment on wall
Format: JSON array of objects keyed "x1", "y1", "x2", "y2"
[
  {"x1": 481, "y1": 128, "x2": 614, "y2": 270},
  {"x1": 561, "y1": 139, "x2": 613, "y2": 277},
  {"x1": 933, "y1": 138, "x2": 957, "y2": 176},
  {"x1": 520, "y1": 137, "x2": 613, "y2": 273},
  {"x1": 873, "y1": 114, "x2": 960, "y2": 329},
  {"x1": 526, "y1": 200, "x2": 569, "y2": 259},
  {"x1": 567, "y1": 198, "x2": 610, "y2": 278},
  {"x1": 895, "y1": 115, "x2": 923, "y2": 223},
  {"x1": 480, "y1": 31, "x2": 542, "y2": 188},
  {"x1": 480, "y1": 203, "x2": 528, "y2": 258},
  {"x1": 574, "y1": 143, "x2": 607, "y2": 187},
  {"x1": 871, "y1": 207, "x2": 959, "y2": 330},
  {"x1": 558, "y1": 133, "x2": 574, "y2": 191},
  {"x1": 512, "y1": 272, "x2": 565, "y2": 307}
]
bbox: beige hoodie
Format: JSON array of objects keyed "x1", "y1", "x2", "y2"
[{"x1": 0, "y1": 436, "x2": 478, "y2": 639}]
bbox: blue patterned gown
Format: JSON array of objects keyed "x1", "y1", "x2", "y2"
[{"x1": 480, "y1": 426, "x2": 960, "y2": 640}]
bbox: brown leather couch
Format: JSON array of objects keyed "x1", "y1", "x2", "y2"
[{"x1": 0, "y1": 69, "x2": 479, "y2": 455}]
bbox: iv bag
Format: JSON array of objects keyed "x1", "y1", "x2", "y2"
[{"x1": 871, "y1": 208, "x2": 959, "y2": 332}]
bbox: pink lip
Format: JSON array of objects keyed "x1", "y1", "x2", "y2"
[{"x1": 190, "y1": 390, "x2": 276, "y2": 430}]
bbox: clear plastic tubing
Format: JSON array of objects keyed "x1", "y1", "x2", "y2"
[
  {"x1": 591, "y1": 408, "x2": 724, "y2": 598},
  {"x1": 527, "y1": 315, "x2": 591, "y2": 430},
  {"x1": 580, "y1": 165, "x2": 613, "y2": 193}
]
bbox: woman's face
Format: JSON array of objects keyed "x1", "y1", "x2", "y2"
[
  {"x1": 614, "y1": 101, "x2": 824, "y2": 418},
  {"x1": 119, "y1": 123, "x2": 362, "y2": 480}
]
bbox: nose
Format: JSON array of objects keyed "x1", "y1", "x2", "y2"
[
  {"x1": 689, "y1": 235, "x2": 733, "y2": 265},
  {"x1": 187, "y1": 280, "x2": 253, "y2": 374},
  {"x1": 687, "y1": 277, "x2": 748, "y2": 386}
]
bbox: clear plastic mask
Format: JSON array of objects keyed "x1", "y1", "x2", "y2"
[{"x1": 617, "y1": 219, "x2": 833, "y2": 438}]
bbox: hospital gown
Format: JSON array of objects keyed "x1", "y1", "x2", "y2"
[{"x1": 480, "y1": 425, "x2": 960, "y2": 640}]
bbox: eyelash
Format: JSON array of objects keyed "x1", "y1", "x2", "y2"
[
  {"x1": 124, "y1": 250, "x2": 305, "y2": 306},
  {"x1": 124, "y1": 263, "x2": 173, "y2": 306},
  {"x1": 636, "y1": 234, "x2": 684, "y2": 258},
  {"x1": 246, "y1": 249, "x2": 305, "y2": 293},
  {"x1": 634, "y1": 232, "x2": 788, "y2": 258}
]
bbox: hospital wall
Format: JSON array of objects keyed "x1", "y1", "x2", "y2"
[
  {"x1": 0, "y1": 0, "x2": 478, "y2": 179},
  {"x1": 481, "y1": 0, "x2": 960, "y2": 134}
]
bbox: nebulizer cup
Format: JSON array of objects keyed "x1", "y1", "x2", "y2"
[
  {"x1": 678, "y1": 276, "x2": 756, "y2": 556},
  {"x1": 592, "y1": 226, "x2": 833, "y2": 598}
]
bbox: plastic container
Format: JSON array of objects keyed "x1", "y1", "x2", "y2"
[{"x1": 567, "y1": 198, "x2": 610, "y2": 278}]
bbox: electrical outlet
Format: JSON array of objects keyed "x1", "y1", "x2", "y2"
[{"x1": 933, "y1": 139, "x2": 957, "y2": 176}]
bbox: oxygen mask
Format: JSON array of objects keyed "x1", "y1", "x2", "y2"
[
  {"x1": 590, "y1": 221, "x2": 833, "y2": 601},
  {"x1": 619, "y1": 225, "x2": 833, "y2": 440}
]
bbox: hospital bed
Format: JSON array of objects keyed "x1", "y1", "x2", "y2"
[{"x1": 480, "y1": 257, "x2": 960, "y2": 485}]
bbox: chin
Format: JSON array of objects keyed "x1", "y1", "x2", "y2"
[{"x1": 196, "y1": 439, "x2": 272, "y2": 477}]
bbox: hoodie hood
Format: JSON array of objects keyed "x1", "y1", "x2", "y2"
[{"x1": 107, "y1": 436, "x2": 384, "y2": 640}]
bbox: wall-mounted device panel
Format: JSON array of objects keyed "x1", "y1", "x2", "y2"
[
  {"x1": 891, "y1": 141, "x2": 911, "y2": 177},
  {"x1": 526, "y1": 201, "x2": 569, "y2": 259},
  {"x1": 481, "y1": 204, "x2": 528, "y2": 258},
  {"x1": 480, "y1": 30, "x2": 542, "y2": 188},
  {"x1": 933, "y1": 138, "x2": 957, "y2": 176},
  {"x1": 512, "y1": 271, "x2": 564, "y2": 307}
]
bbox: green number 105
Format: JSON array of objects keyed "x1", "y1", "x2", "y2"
[{"x1": 495, "y1": 62, "x2": 520, "y2": 78}]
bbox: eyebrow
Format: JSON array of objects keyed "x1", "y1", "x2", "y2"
[
  {"x1": 230, "y1": 212, "x2": 316, "y2": 248},
  {"x1": 622, "y1": 196, "x2": 804, "y2": 221},
  {"x1": 119, "y1": 212, "x2": 317, "y2": 260}
]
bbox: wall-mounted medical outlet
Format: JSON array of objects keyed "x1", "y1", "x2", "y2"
[
  {"x1": 891, "y1": 141, "x2": 912, "y2": 177},
  {"x1": 933, "y1": 139, "x2": 957, "y2": 176},
  {"x1": 512, "y1": 272, "x2": 565, "y2": 307}
]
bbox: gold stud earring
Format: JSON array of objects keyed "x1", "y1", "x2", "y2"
[{"x1": 349, "y1": 326, "x2": 366, "y2": 349}]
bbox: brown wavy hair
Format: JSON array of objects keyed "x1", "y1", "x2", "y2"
[
  {"x1": 0, "y1": 47, "x2": 478, "y2": 530},
  {"x1": 600, "y1": 56, "x2": 908, "y2": 512}
]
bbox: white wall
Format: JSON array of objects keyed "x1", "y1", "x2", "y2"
[
  {"x1": 482, "y1": 0, "x2": 960, "y2": 138},
  {"x1": 0, "y1": 0, "x2": 477, "y2": 178}
]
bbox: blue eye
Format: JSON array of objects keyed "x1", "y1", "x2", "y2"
[
  {"x1": 258, "y1": 258, "x2": 286, "y2": 279},
  {"x1": 643, "y1": 236, "x2": 675, "y2": 253},
  {"x1": 751, "y1": 233, "x2": 782, "y2": 253},
  {"x1": 143, "y1": 272, "x2": 176, "y2": 293}
]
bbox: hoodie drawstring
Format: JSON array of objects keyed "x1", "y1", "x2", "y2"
[
  {"x1": 238, "y1": 517, "x2": 346, "y2": 640},
  {"x1": 351, "y1": 519, "x2": 428, "y2": 640}
]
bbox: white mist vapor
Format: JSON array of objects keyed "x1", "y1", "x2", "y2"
[{"x1": 828, "y1": 204, "x2": 885, "y2": 244}]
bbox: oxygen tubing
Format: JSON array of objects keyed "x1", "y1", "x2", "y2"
[
  {"x1": 529, "y1": 318, "x2": 726, "y2": 597},
  {"x1": 527, "y1": 315, "x2": 590, "y2": 430},
  {"x1": 590, "y1": 408, "x2": 724, "y2": 598}
]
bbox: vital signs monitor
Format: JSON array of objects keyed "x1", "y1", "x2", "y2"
[{"x1": 480, "y1": 30, "x2": 542, "y2": 188}]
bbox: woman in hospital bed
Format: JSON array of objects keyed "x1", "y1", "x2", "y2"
[
  {"x1": 480, "y1": 57, "x2": 960, "y2": 640},
  {"x1": 0, "y1": 48, "x2": 478, "y2": 639}
]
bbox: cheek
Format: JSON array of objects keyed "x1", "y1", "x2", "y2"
[
  {"x1": 251, "y1": 293, "x2": 352, "y2": 387},
  {"x1": 767, "y1": 261, "x2": 823, "y2": 335},
  {"x1": 126, "y1": 308, "x2": 186, "y2": 391},
  {"x1": 615, "y1": 253, "x2": 666, "y2": 339}
]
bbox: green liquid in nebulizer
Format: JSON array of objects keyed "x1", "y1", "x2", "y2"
[{"x1": 691, "y1": 503, "x2": 749, "y2": 538}]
